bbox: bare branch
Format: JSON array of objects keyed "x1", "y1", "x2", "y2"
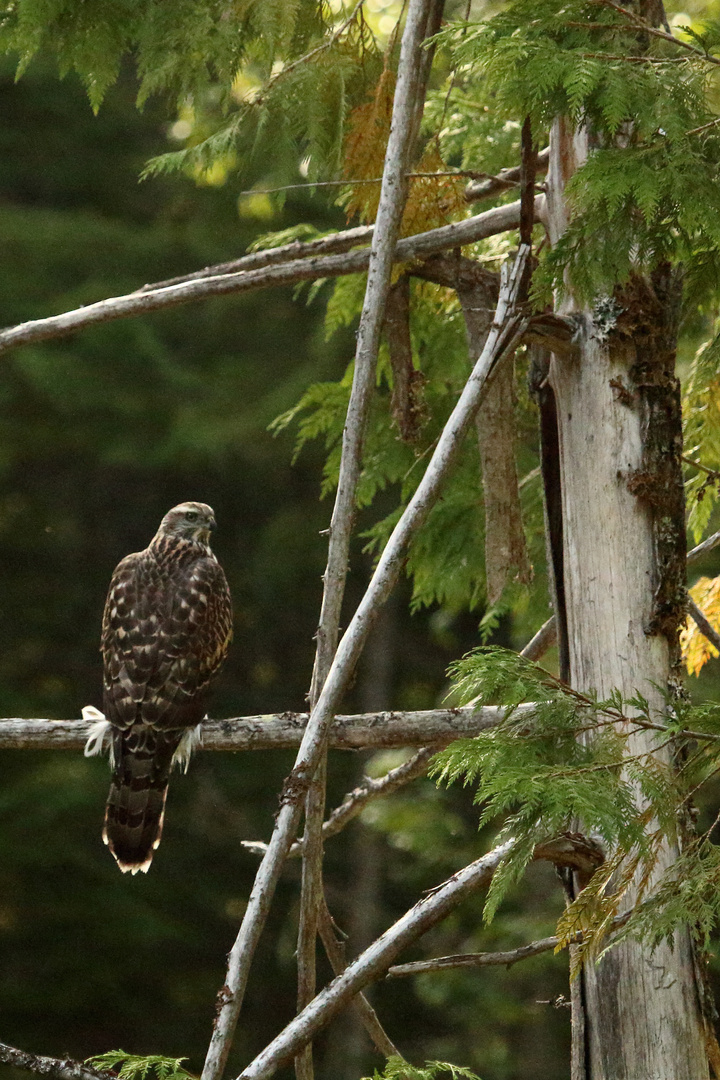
[
  {"x1": 0, "y1": 1043, "x2": 111, "y2": 1080},
  {"x1": 386, "y1": 911, "x2": 631, "y2": 978},
  {"x1": 236, "y1": 831, "x2": 600, "y2": 1080},
  {"x1": 520, "y1": 616, "x2": 558, "y2": 662},
  {"x1": 317, "y1": 898, "x2": 400, "y2": 1058},
  {"x1": 241, "y1": 746, "x2": 441, "y2": 860},
  {"x1": 589, "y1": 0, "x2": 720, "y2": 66},
  {"x1": 202, "y1": 244, "x2": 529, "y2": 1080},
  {"x1": 687, "y1": 529, "x2": 720, "y2": 565},
  {"x1": 687, "y1": 599, "x2": 720, "y2": 654},
  {"x1": 0, "y1": 704, "x2": 532, "y2": 752},
  {"x1": 0, "y1": 199, "x2": 536, "y2": 358},
  {"x1": 237, "y1": 842, "x2": 515, "y2": 1080},
  {"x1": 142, "y1": 225, "x2": 375, "y2": 290},
  {"x1": 297, "y1": 6, "x2": 440, "y2": 1075},
  {"x1": 205, "y1": 4, "x2": 448, "y2": 1077},
  {"x1": 387, "y1": 935, "x2": 565, "y2": 977}
]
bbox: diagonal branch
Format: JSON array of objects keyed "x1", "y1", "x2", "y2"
[
  {"x1": 236, "y1": 831, "x2": 601, "y2": 1080},
  {"x1": 200, "y1": 244, "x2": 529, "y2": 1080},
  {"x1": 687, "y1": 598, "x2": 720, "y2": 654},
  {"x1": 0, "y1": 199, "x2": 535, "y2": 358},
  {"x1": 0, "y1": 1043, "x2": 112, "y2": 1080},
  {"x1": 590, "y1": 0, "x2": 720, "y2": 66},
  {"x1": 238, "y1": 841, "x2": 515, "y2": 1080},
  {"x1": 317, "y1": 898, "x2": 399, "y2": 1058},
  {"x1": 296, "y1": 4, "x2": 439, "y2": 1076}
]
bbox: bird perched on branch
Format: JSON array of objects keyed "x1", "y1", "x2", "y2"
[{"x1": 85, "y1": 502, "x2": 232, "y2": 874}]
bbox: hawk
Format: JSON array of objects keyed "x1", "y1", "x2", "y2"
[{"x1": 86, "y1": 502, "x2": 232, "y2": 874}]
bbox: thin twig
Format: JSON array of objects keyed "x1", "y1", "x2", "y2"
[
  {"x1": 687, "y1": 117, "x2": 720, "y2": 138},
  {"x1": 682, "y1": 454, "x2": 720, "y2": 480},
  {"x1": 386, "y1": 911, "x2": 632, "y2": 977},
  {"x1": 202, "y1": 244, "x2": 529, "y2": 1080},
  {"x1": 465, "y1": 147, "x2": 550, "y2": 203},
  {"x1": 238, "y1": 170, "x2": 493, "y2": 197},
  {"x1": 245, "y1": 746, "x2": 439, "y2": 859},
  {"x1": 317, "y1": 898, "x2": 400, "y2": 1057},
  {"x1": 0, "y1": 198, "x2": 535, "y2": 358}
]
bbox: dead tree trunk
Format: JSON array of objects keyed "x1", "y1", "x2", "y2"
[{"x1": 544, "y1": 118, "x2": 709, "y2": 1080}]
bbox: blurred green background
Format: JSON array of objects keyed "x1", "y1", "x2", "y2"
[{"x1": 3, "y1": 44, "x2": 719, "y2": 1080}]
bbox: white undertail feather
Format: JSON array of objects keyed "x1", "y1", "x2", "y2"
[
  {"x1": 82, "y1": 707, "x2": 116, "y2": 768},
  {"x1": 172, "y1": 722, "x2": 204, "y2": 773}
]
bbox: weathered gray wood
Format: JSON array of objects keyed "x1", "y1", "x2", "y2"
[
  {"x1": 546, "y1": 117, "x2": 708, "y2": 1080},
  {"x1": 0, "y1": 704, "x2": 531, "y2": 752}
]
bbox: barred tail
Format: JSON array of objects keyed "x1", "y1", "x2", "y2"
[{"x1": 103, "y1": 726, "x2": 178, "y2": 874}]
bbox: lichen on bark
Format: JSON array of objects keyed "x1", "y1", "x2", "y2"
[{"x1": 609, "y1": 265, "x2": 687, "y2": 653}]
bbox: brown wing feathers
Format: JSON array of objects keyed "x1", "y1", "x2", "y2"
[{"x1": 100, "y1": 503, "x2": 232, "y2": 873}]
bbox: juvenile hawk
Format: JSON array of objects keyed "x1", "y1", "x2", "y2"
[{"x1": 91, "y1": 502, "x2": 232, "y2": 874}]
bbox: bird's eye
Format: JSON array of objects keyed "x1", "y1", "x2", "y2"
[{"x1": 185, "y1": 510, "x2": 198, "y2": 522}]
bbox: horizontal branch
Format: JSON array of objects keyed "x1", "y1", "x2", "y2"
[
  {"x1": 387, "y1": 935, "x2": 565, "y2": 977},
  {"x1": 0, "y1": 705, "x2": 529, "y2": 752},
  {"x1": 0, "y1": 1042, "x2": 111, "y2": 1080},
  {"x1": 386, "y1": 911, "x2": 630, "y2": 978},
  {"x1": 0, "y1": 198, "x2": 541, "y2": 357}
]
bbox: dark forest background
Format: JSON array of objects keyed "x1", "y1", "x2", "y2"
[{"x1": 2, "y1": 52, "x2": 719, "y2": 1080}]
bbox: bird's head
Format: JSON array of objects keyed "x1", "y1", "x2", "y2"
[{"x1": 157, "y1": 502, "x2": 217, "y2": 546}]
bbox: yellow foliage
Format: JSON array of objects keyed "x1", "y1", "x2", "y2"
[
  {"x1": 340, "y1": 69, "x2": 466, "y2": 235},
  {"x1": 681, "y1": 575, "x2": 720, "y2": 676},
  {"x1": 341, "y1": 66, "x2": 395, "y2": 223}
]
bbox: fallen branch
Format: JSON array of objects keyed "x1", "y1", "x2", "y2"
[
  {"x1": 0, "y1": 1043, "x2": 111, "y2": 1080},
  {"x1": 0, "y1": 198, "x2": 538, "y2": 358}
]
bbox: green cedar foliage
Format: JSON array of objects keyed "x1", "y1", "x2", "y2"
[
  {"x1": 361, "y1": 1057, "x2": 482, "y2": 1080},
  {"x1": 432, "y1": 647, "x2": 720, "y2": 959},
  {"x1": 86, "y1": 1053, "x2": 193, "y2": 1080},
  {"x1": 442, "y1": 0, "x2": 720, "y2": 302}
]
